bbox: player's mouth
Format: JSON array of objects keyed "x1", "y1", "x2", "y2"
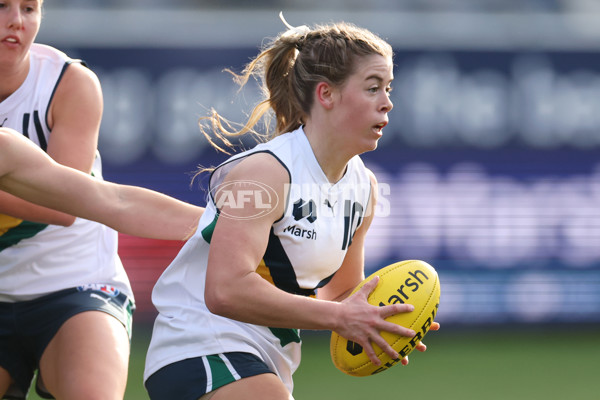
[
  {"x1": 373, "y1": 121, "x2": 388, "y2": 134},
  {"x1": 2, "y1": 36, "x2": 20, "y2": 46}
]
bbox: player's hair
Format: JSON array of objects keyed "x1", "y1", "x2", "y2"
[{"x1": 199, "y1": 18, "x2": 393, "y2": 152}]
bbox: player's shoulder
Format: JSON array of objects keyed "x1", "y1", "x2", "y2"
[
  {"x1": 62, "y1": 61, "x2": 100, "y2": 88},
  {"x1": 227, "y1": 150, "x2": 289, "y2": 185},
  {"x1": 29, "y1": 43, "x2": 101, "y2": 100},
  {"x1": 223, "y1": 133, "x2": 296, "y2": 179},
  {"x1": 53, "y1": 61, "x2": 102, "y2": 106},
  {"x1": 30, "y1": 43, "x2": 100, "y2": 87}
]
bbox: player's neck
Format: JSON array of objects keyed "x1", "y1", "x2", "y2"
[{"x1": 303, "y1": 124, "x2": 350, "y2": 184}]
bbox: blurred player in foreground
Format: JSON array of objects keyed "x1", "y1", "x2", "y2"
[
  {"x1": 143, "y1": 14, "x2": 438, "y2": 400},
  {"x1": 0, "y1": 126, "x2": 202, "y2": 393},
  {"x1": 0, "y1": 0, "x2": 162, "y2": 398}
]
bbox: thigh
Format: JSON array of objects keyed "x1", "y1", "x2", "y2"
[
  {"x1": 210, "y1": 373, "x2": 293, "y2": 400},
  {"x1": 39, "y1": 310, "x2": 130, "y2": 400}
]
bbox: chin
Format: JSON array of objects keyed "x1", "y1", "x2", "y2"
[{"x1": 358, "y1": 139, "x2": 379, "y2": 155}]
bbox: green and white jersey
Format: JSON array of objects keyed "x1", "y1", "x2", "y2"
[
  {"x1": 145, "y1": 127, "x2": 371, "y2": 392},
  {"x1": 0, "y1": 44, "x2": 132, "y2": 302}
]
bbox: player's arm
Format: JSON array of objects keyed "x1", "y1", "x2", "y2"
[
  {"x1": 317, "y1": 170, "x2": 438, "y2": 364},
  {"x1": 0, "y1": 62, "x2": 102, "y2": 226},
  {"x1": 203, "y1": 158, "x2": 413, "y2": 365},
  {"x1": 317, "y1": 169, "x2": 378, "y2": 302},
  {"x1": 0, "y1": 128, "x2": 202, "y2": 241}
]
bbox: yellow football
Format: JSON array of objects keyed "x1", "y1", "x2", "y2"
[{"x1": 330, "y1": 259, "x2": 440, "y2": 377}]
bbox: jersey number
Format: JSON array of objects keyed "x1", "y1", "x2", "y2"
[{"x1": 342, "y1": 200, "x2": 363, "y2": 250}]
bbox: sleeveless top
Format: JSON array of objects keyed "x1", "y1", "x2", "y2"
[
  {"x1": 145, "y1": 127, "x2": 371, "y2": 392},
  {"x1": 0, "y1": 44, "x2": 132, "y2": 302}
]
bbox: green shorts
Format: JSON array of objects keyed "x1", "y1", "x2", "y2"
[{"x1": 0, "y1": 286, "x2": 134, "y2": 400}]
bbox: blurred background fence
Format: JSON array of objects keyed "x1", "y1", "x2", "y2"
[{"x1": 36, "y1": 1, "x2": 600, "y2": 325}]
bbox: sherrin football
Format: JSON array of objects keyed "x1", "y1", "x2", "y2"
[{"x1": 330, "y1": 260, "x2": 440, "y2": 377}]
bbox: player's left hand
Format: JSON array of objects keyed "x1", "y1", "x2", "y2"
[{"x1": 400, "y1": 321, "x2": 440, "y2": 366}]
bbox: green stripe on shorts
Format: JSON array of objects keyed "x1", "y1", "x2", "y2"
[{"x1": 206, "y1": 354, "x2": 236, "y2": 392}]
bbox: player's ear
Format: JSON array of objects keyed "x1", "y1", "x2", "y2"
[{"x1": 315, "y1": 81, "x2": 335, "y2": 110}]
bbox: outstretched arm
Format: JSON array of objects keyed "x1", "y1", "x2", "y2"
[{"x1": 0, "y1": 128, "x2": 202, "y2": 240}]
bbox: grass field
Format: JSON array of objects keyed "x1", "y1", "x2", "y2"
[{"x1": 28, "y1": 323, "x2": 599, "y2": 400}]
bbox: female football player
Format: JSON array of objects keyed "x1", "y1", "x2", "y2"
[
  {"x1": 0, "y1": 1, "x2": 187, "y2": 398},
  {"x1": 143, "y1": 15, "x2": 439, "y2": 400}
]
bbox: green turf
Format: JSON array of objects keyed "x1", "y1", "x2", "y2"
[
  {"x1": 26, "y1": 324, "x2": 599, "y2": 399},
  {"x1": 294, "y1": 328, "x2": 600, "y2": 400}
]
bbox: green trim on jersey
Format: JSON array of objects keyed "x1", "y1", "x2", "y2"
[
  {"x1": 0, "y1": 220, "x2": 48, "y2": 251},
  {"x1": 201, "y1": 213, "x2": 219, "y2": 243},
  {"x1": 268, "y1": 327, "x2": 301, "y2": 347}
]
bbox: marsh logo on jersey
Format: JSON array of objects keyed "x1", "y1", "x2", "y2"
[
  {"x1": 77, "y1": 283, "x2": 120, "y2": 297},
  {"x1": 283, "y1": 224, "x2": 317, "y2": 240},
  {"x1": 283, "y1": 198, "x2": 318, "y2": 240}
]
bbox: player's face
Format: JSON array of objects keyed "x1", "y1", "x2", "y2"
[
  {"x1": 0, "y1": 0, "x2": 41, "y2": 68},
  {"x1": 332, "y1": 54, "x2": 394, "y2": 155}
]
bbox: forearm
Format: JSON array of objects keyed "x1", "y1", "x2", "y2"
[
  {"x1": 105, "y1": 182, "x2": 202, "y2": 240},
  {"x1": 206, "y1": 271, "x2": 343, "y2": 331},
  {"x1": 0, "y1": 149, "x2": 201, "y2": 241},
  {"x1": 0, "y1": 190, "x2": 76, "y2": 226}
]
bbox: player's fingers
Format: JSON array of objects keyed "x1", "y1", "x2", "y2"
[
  {"x1": 401, "y1": 356, "x2": 409, "y2": 366},
  {"x1": 370, "y1": 334, "x2": 399, "y2": 362},
  {"x1": 379, "y1": 303, "x2": 414, "y2": 319},
  {"x1": 356, "y1": 276, "x2": 379, "y2": 297},
  {"x1": 415, "y1": 341, "x2": 427, "y2": 352},
  {"x1": 378, "y1": 320, "x2": 415, "y2": 338},
  {"x1": 429, "y1": 322, "x2": 440, "y2": 331},
  {"x1": 362, "y1": 341, "x2": 382, "y2": 366}
]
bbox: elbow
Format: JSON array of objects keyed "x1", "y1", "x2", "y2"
[
  {"x1": 54, "y1": 214, "x2": 77, "y2": 227},
  {"x1": 204, "y1": 286, "x2": 233, "y2": 317},
  {"x1": 63, "y1": 215, "x2": 77, "y2": 227}
]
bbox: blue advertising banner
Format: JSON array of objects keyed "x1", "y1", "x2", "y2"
[{"x1": 59, "y1": 46, "x2": 600, "y2": 324}]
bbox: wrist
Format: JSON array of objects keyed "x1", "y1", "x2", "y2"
[{"x1": 322, "y1": 299, "x2": 344, "y2": 332}]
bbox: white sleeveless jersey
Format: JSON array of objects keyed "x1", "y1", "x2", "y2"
[
  {"x1": 145, "y1": 127, "x2": 371, "y2": 392},
  {"x1": 0, "y1": 44, "x2": 132, "y2": 301}
]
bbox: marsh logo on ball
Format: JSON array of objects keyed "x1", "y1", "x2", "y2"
[{"x1": 212, "y1": 180, "x2": 279, "y2": 220}]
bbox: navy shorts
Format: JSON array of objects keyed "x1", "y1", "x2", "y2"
[
  {"x1": 145, "y1": 352, "x2": 275, "y2": 400},
  {"x1": 0, "y1": 286, "x2": 134, "y2": 400}
]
